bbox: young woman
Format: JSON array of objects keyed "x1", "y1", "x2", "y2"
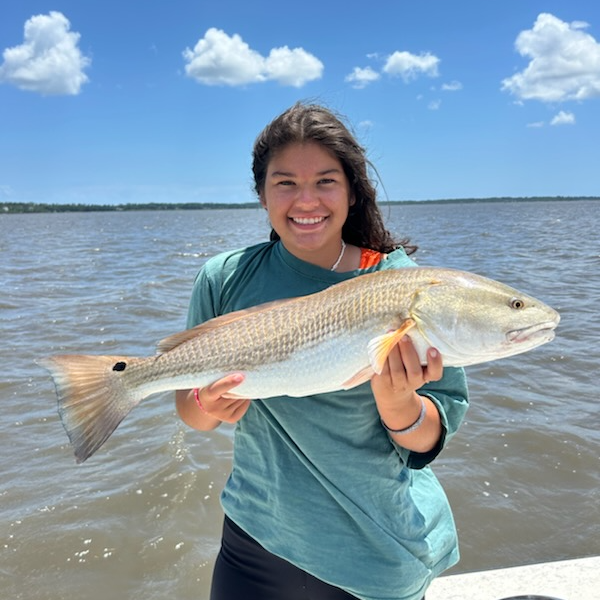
[{"x1": 175, "y1": 103, "x2": 469, "y2": 600}]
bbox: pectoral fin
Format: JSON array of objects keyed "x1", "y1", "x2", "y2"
[
  {"x1": 367, "y1": 319, "x2": 416, "y2": 374},
  {"x1": 341, "y1": 366, "x2": 375, "y2": 390}
]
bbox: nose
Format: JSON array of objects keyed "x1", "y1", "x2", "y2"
[{"x1": 295, "y1": 183, "x2": 319, "y2": 207}]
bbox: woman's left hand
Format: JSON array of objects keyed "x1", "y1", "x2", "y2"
[{"x1": 371, "y1": 336, "x2": 443, "y2": 450}]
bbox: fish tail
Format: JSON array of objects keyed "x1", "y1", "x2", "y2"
[{"x1": 40, "y1": 354, "x2": 142, "y2": 463}]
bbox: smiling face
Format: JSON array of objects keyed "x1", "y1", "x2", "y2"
[{"x1": 260, "y1": 141, "x2": 354, "y2": 269}]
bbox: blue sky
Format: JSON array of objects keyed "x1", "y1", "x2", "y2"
[{"x1": 1, "y1": 1, "x2": 599, "y2": 205}]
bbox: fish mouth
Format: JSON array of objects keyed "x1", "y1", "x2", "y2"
[{"x1": 506, "y1": 321, "x2": 558, "y2": 344}]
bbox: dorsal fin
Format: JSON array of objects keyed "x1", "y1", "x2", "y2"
[{"x1": 156, "y1": 296, "x2": 299, "y2": 354}]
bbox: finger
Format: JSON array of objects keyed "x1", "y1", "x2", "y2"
[
  {"x1": 218, "y1": 398, "x2": 251, "y2": 423},
  {"x1": 398, "y1": 336, "x2": 423, "y2": 381},
  {"x1": 230, "y1": 399, "x2": 251, "y2": 421},
  {"x1": 382, "y1": 343, "x2": 403, "y2": 379},
  {"x1": 203, "y1": 395, "x2": 250, "y2": 421},
  {"x1": 423, "y1": 348, "x2": 443, "y2": 382},
  {"x1": 204, "y1": 373, "x2": 245, "y2": 402},
  {"x1": 378, "y1": 345, "x2": 412, "y2": 395},
  {"x1": 221, "y1": 391, "x2": 252, "y2": 400}
]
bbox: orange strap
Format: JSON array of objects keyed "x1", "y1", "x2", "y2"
[{"x1": 359, "y1": 248, "x2": 385, "y2": 269}]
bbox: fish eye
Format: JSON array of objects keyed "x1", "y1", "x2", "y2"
[{"x1": 510, "y1": 297, "x2": 525, "y2": 310}]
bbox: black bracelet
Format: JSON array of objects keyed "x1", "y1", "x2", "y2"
[{"x1": 381, "y1": 397, "x2": 426, "y2": 435}]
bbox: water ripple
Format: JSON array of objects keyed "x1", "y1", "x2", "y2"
[{"x1": 1, "y1": 202, "x2": 598, "y2": 597}]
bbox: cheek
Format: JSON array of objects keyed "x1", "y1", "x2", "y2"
[{"x1": 339, "y1": 200, "x2": 352, "y2": 221}]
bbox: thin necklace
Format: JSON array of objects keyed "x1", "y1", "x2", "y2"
[{"x1": 330, "y1": 240, "x2": 346, "y2": 271}]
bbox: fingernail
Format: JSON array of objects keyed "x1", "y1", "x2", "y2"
[{"x1": 429, "y1": 348, "x2": 438, "y2": 358}]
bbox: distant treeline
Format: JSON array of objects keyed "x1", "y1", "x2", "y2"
[
  {"x1": 1, "y1": 202, "x2": 261, "y2": 214},
  {"x1": 2, "y1": 196, "x2": 598, "y2": 214}
]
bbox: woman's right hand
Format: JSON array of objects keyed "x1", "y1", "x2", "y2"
[{"x1": 175, "y1": 373, "x2": 251, "y2": 431}]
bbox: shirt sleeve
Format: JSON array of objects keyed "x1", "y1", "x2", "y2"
[
  {"x1": 186, "y1": 260, "x2": 224, "y2": 328},
  {"x1": 403, "y1": 367, "x2": 469, "y2": 469}
]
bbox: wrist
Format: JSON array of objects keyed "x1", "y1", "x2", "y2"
[
  {"x1": 193, "y1": 388, "x2": 208, "y2": 413},
  {"x1": 192, "y1": 388, "x2": 223, "y2": 428},
  {"x1": 380, "y1": 394, "x2": 426, "y2": 435},
  {"x1": 175, "y1": 389, "x2": 221, "y2": 431}
]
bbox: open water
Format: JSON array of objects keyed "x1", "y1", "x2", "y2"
[{"x1": 1, "y1": 200, "x2": 599, "y2": 599}]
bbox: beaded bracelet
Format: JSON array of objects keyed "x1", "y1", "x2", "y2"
[
  {"x1": 193, "y1": 388, "x2": 207, "y2": 413},
  {"x1": 381, "y1": 397, "x2": 426, "y2": 435}
]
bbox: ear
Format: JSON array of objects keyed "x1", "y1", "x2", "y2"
[
  {"x1": 349, "y1": 193, "x2": 356, "y2": 207},
  {"x1": 259, "y1": 192, "x2": 268, "y2": 209}
]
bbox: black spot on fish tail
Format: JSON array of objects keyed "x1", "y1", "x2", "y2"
[{"x1": 112, "y1": 361, "x2": 127, "y2": 371}]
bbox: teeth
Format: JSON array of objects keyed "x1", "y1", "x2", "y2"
[{"x1": 292, "y1": 217, "x2": 325, "y2": 225}]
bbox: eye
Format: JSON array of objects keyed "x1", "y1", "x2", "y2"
[{"x1": 510, "y1": 297, "x2": 525, "y2": 310}]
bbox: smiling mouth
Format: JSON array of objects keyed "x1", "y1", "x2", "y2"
[{"x1": 291, "y1": 216, "x2": 327, "y2": 225}]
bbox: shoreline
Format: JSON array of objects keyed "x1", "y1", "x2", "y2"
[{"x1": 1, "y1": 196, "x2": 599, "y2": 214}]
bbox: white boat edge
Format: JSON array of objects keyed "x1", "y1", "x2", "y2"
[{"x1": 427, "y1": 555, "x2": 600, "y2": 600}]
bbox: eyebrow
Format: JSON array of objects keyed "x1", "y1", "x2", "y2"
[{"x1": 269, "y1": 168, "x2": 343, "y2": 178}]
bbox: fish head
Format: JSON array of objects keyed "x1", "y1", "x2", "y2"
[{"x1": 408, "y1": 270, "x2": 560, "y2": 367}]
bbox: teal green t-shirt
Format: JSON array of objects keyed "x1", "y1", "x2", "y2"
[{"x1": 187, "y1": 241, "x2": 469, "y2": 600}]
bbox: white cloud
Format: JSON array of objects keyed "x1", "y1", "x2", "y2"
[
  {"x1": 571, "y1": 20, "x2": 591, "y2": 30},
  {"x1": 0, "y1": 11, "x2": 90, "y2": 95},
  {"x1": 526, "y1": 121, "x2": 545, "y2": 128},
  {"x1": 183, "y1": 29, "x2": 265, "y2": 86},
  {"x1": 346, "y1": 50, "x2": 440, "y2": 89},
  {"x1": 428, "y1": 99, "x2": 442, "y2": 110},
  {"x1": 357, "y1": 119, "x2": 374, "y2": 131},
  {"x1": 551, "y1": 110, "x2": 576, "y2": 125},
  {"x1": 183, "y1": 28, "x2": 323, "y2": 87},
  {"x1": 442, "y1": 80, "x2": 463, "y2": 91},
  {"x1": 345, "y1": 66, "x2": 380, "y2": 89},
  {"x1": 383, "y1": 51, "x2": 440, "y2": 81},
  {"x1": 502, "y1": 13, "x2": 600, "y2": 102},
  {"x1": 264, "y1": 46, "x2": 323, "y2": 87}
]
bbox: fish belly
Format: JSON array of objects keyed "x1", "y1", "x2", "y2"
[{"x1": 241, "y1": 330, "x2": 373, "y2": 398}]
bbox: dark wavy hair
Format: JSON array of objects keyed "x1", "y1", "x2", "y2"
[{"x1": 251, "y1": 103, "x2": 416, "y2": 255}]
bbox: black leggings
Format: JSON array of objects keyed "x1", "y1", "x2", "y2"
[
  {"x1": 210, "y1": 517, "x2": 425, "y2": 600},
  {"x1": 210, "y1": 516, "x2": 359, "y2": 600}
]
